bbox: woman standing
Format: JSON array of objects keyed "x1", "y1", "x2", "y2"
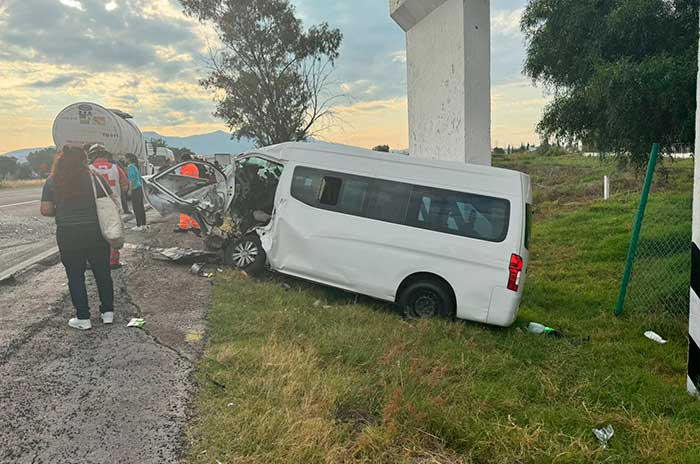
[
  {"x1": 126, "y1": 153, "x2": 148, "y2": 231},
  {"x1": 40, "y1": 146, "x2": 115, "y2": 330}
]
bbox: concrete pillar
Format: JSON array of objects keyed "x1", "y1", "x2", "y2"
[{"x1": 390, "y1": 0, "x2": 491, "y2": 166}]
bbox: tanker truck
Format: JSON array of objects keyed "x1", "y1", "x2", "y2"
[{"x1": 52, "y1": 102, "x2": 173, "y2": 174}]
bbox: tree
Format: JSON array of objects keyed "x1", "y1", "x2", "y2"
[
  {"x1": 27, "y1": 148, "x2": 57, "y2": 177},
  {"x1": 0, "y1": 156, "x2": 18, "y2": 178},
  {"x1": 15, "y1": 163, "x2": 33, "y2": 180},
  {"x1": 492, "y1": 147, "x2": 506, "y2": 155},
  {"x1": 182, "y1": 0, "x2": 343, "y2": 147},
  {"x1": 372, "y1": 144, "x2": 390, "y2": 153},
  {"x1": 522, "y1": 0, "x2": 698, "y2": 166}
]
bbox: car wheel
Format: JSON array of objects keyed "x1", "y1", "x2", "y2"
[
  {"x1": 224, "y1": 234, "x2": 266, "y2": 275},
  {"x1": 398, "y1": 280, "x2": 455, "y2": 319}
]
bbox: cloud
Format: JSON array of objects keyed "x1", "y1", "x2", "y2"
[
  {"x1": 491, "y1": 8, "x2": 524, "y2": 36},
  {"x1": 59, "y1": 0, "x2": 85, "y2": 11},
  {"x1": 0, "y1": 0, "x2": 207, "y2": 80},
  {"x1": 27, "y1": 73, "x2": 87, "y2": 88},
  {"x1": 390, "y1": 50, "x2": 407, "y2": 63},
  {"x1": 339, "y1": 79, "x2": 379, "y2": 97}
]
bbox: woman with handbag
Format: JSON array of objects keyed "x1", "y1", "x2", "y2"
[{"x1": 40, "y1": 146, "x2": 118, "y2": 330}]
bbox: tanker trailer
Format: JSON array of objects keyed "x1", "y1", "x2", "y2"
[{"x1": 52, "y1": 102, "x2": 150, "y2": 172}]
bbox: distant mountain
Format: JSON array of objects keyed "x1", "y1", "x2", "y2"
[
  {"x1": 0, "y1": 147, "x2": 51, "y2": 163},
  {"x1": 142, "y1": 130, "x2": 256, "y2": 156}
]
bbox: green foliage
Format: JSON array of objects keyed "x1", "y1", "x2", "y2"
[
  {"x1": 522, "y1": 0, "x2": 699, "y2": 166},
  {"x1": 181, "y1": 0, "x2": 343, "y2": 147},
  {"x1": 492, "y1": 146, "x2": 506, "y2": 155},
  {"x1": 15, "y1": 163, "x2": 34, "y2": 180},
  {"x1": 0, "y1": 155, "x2": 18, "y2": 178},
  {"x1": 536, "y1": 144, "x2": 567, "y2": 157},
  {"x1": 372, "y1": 144, "x2": 390, "y2": 152},
  {"x1": 26, "y1": 147, "x2": 57, "y2": 177}
]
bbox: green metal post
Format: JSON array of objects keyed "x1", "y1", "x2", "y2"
[{"x1": 615, "y1": 143, "x2": 660, "y2": 316}]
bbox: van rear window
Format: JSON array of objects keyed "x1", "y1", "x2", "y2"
[{"x1": 525, "y1": 203, "x2": 532, "y2": 249}]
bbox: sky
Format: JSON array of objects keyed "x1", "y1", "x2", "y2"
[{"x1": 0, "y1": 0, "x2": 548, "y2": 153}]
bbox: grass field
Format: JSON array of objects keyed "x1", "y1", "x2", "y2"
[
  {"x1": 0, "y1": 179, "x2": 44, "y2": 189},
  {"x1": 185, "y1": 152, "x2": 700, "y2": 463}
]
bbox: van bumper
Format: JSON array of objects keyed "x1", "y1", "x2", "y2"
[{"x1": 486, "y1": 287, "x2": 522, "y2": 327}]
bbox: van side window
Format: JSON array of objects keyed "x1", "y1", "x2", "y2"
[
  {"x1": 406, "y1": 187, "x2": 510, "y2": 242},
  {"x1": 365, "y1": 180, "x2": 411, "y2": 224},
  {"x1": 339, "y1": 178, "x2": 369, "y2": 215},
  {"x1": 291, "y1": 167, "x2": 322, "y2": 205},
  {"x1": 319, "y1": 176, "x2": 342, "y2": 205},
  {"x1": 290, "y1": 166, "x2": 510, "y2": 243}
]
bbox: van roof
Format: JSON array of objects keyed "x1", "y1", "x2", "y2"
[
  {"x1": 251, "y1": 142, "x2": 522, "y2": 176},
  {"x1": 249, "y1": 142, "x2": 528, "y2": 198}
]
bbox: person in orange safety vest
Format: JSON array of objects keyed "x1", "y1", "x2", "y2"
[{"x1": 174, "y1": 153, "x2": 201, "y2": 235}]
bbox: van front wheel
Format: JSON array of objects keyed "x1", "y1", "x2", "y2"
[
  {"x1": 224, "y1": 234, "x2": 266, "y2": 275},
  {"x1": 399, "y1": 280, "x2": 455, "y2": 319}
]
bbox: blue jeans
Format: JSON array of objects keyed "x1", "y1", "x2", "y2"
[{"x1": 58, "y1": 227, "x2": 114, "y2": 319}]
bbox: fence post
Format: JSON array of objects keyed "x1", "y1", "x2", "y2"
[
  {"x1": 604, "y1": 176, "x2": 610, "y2": 200},
  {"x1": 614, "y1": 143, "x2": 660, "y2": 316}
]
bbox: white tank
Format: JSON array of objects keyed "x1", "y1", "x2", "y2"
[{"x1": 52, "y1": 102, "x2": 146, "y2": 158}]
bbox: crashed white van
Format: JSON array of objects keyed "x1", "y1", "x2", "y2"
[{"x1": 144, "y1": 142, "x2": 532, "y2": 326}]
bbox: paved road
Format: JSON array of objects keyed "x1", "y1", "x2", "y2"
[
  {"x1": 0, "y1": 186, "x2": 43, "y2": 213},
  {"x1": 0, "y1": 187, "x2": 57, "y2": 279},
  {"x1": 0, "y1": 222, "x2": 212, "y2": 463}
]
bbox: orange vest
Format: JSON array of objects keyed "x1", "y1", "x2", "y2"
[{"x1": 180, "y1": 163, "x2": 199, "y2": 178}]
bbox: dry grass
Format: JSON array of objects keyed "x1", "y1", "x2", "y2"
[{"x1": 0, "y1": 179, "x2": 44, "y2": 189}]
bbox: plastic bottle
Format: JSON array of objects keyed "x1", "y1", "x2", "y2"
[{"x1": 528, "y1": 322, "x2": 556, "y2": 335}]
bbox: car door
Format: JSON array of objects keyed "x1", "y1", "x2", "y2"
[{"x1": 143, "y1": 160, "x2": 234, "y2": 232}]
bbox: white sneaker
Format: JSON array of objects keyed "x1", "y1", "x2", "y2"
[
  {"x1": 130, "y1": 226, "x2": 143, "y2": 231},
  {"x1": 68, "y1": 318, "x2": 92, "y2": 330},
  {"x1": 101, "y1": 312, "x2": 114, "y2": 324}
]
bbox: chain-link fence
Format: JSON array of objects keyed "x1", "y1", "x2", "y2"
[{"x1": 624, "y1": 163, "x2": 693, "y2": 316}]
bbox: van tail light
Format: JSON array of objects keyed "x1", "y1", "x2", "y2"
[{"x1": 507, "y1": 254, "x2": 524, "y2": 291}]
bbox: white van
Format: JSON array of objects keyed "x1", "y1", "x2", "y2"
[{"x1": 144, "y1": 142, "x2": 532, "y2": 327}]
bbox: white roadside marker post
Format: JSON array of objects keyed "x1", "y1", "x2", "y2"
[
  {"x1": 688, "y1": 10, "x2": 700, "y2": 397},
  {"x1": 604, "y1": 176, "x2": 610, "y2": 200}
]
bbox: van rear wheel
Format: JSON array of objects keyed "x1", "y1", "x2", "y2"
[
  {"x1": 399, "y1": 280, "x2": 455, "y2": 319},
  {"x1": 224, "y1": 234, "x2": 266, "y2": 275}
]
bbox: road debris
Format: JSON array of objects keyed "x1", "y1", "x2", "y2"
[
  {"x1": 592, "y1": 424, "x2": 615, "y2": 448},
  {"x1": 644, "y1": 331, "x2": 668, "y2": 344},
  {"x1": 127, "y1": 318, "x2": 146, "y2": 329},
  {"x1": 151, "y1": 246, "x2": 219, "y2": 264},
  {"x1": 190, "y1": 263, "x2": 204, "y2": 275}
]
